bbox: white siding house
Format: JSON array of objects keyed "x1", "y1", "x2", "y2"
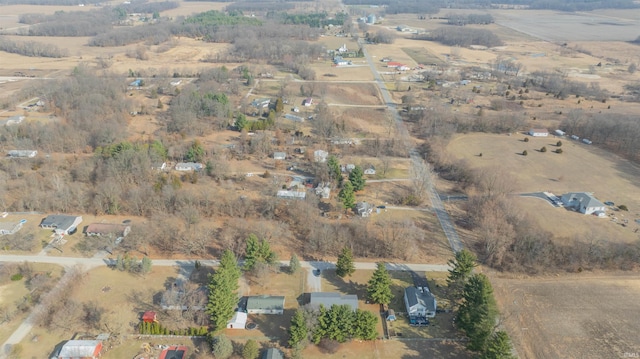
[
  {"x1": 404, "y1": 286, "x2": 437, "y2": 319},
  {"x1": 175, "y1": 162, "x2": 203, "y2": 171},
  {"x1": 561, "y1": 192, "x2": 606, "y2": 215}
]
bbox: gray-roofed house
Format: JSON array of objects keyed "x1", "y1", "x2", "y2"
[
  {"x1": 0, "y1": 221, "x2": 24, "y2": 235},
  {"x1": 246, "y1": 295, "x2": 285, "y2": 314},
  {"x1": 364, "y1": 166, "x2": 376, "y2": 175},
  {"x1": 355, "y1": 202, "x2": 374, "y2": 217},
  {"x1": 85, "y1": 223, "x2": 131, "y2": 238},
  {"x1": 560, "y1": 192, "x2": 606, "y2": 215},
  {"x1": 309, "y1": 292, "x2": 358, "y2": 311},
  {"x1": 404, "y1": 286, "x2": 437, "y2": 319},
  {"x1": 262, "y1": 348, "x2": 284, "y2": 359},
  {"x1": 175, "y1": 162, "x2": 203, "y2": 171},
  {"x1": 40, "y1": 215, "x2": 83, "y2": 235}
]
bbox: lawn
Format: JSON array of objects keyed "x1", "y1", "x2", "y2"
[{"x1": 402, "y1": 47, "x2": 445, "y2": 66}]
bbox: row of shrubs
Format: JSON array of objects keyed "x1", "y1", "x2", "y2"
[{"x1": 138, "y1": 322, "x2": 208, "y2": 336}]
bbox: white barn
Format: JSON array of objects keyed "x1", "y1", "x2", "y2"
[{"x1": 528, "y1": 129, "x2": 549, "y2": 137}]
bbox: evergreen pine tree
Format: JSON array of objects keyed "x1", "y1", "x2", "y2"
[
  {"x1": 336, "y1": 247, "x2": 355, "y2": 278},
  {"x1": 481, "y1": 331, "x2": 515, "y2": 359},
  {"x1": 206, "y1": 250, "x2": 240, "y2": 332},
  {"x1": 367, "y1": 262, "x2": 393, "y2": 305},
  {"x1": 447, "y1": 249, "x2": 477, "y2": 299},
  {"x1": 348, "y1": 165, "x2": 366, "y2": 191},
  {"x1": 338, "y1": 181, "x2": 356, "y2": 210},
  {"x1": 456, "y1": 274, "x2": 499, "y2": 352},
  {"x1": 288, "y1": 309, "x2": 309, "y2": 349},
  {"x1": 327, "y1": 155, "x2": 342, "y2": 182},
  {"x1": 289, "y1": 253, "x2": 301, "y2": 274}
]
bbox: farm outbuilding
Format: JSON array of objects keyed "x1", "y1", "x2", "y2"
[
  {"x1": 227, "y1": 311, "x2": 247, "y2": 329},
  {"x1": 142, "y1": 311, "x2": 157, "y2": 323},
  {"x1": 528, "y1": 128, "x2": 549, "y2": 137},
  {"x1": 57, "y1": 340, "x2": 102, "y2": 359},
  {"x1": 246, "y1": 295, "x2": 285, "y2": 314}
]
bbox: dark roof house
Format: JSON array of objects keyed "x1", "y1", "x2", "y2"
[
  {"x1": 40, "y1": 215, "x2": 83, "y2": 235},
  {"x1": 309, "y1": 292, "x2": 358, "y2": 311},
  {"x1": 262, "y1": 348, "x2": 285, "y2": 359}
]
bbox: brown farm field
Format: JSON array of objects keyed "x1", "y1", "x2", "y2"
[
  {"x1": 446, "y1": 133, "x2": 640, "y2": 242},
  {"x1": 493, "y1": 273, "x2": 640, "y2": 359}
]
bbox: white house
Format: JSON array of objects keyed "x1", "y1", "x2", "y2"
[
  {"x1": 227, "y1": 311, "x2": 247, "y2": 329},
  {"x1": 303, "y1": 97, "x2": 313, "y2": 107},
  {"x1": 528, "y1": 128, "x2": 549, "y2": 137},
  {"x1": 364, "y1": 166, "x2": 376, "y2": 175},
  {"x1": 273, "y1": 152, "x2": 286, "y2": 160},
  {"x1": 337, "y1": 44, "x2": 348, "y2": 53},
  {"x1": 404, "y1": 286, "x2": 437, "y2": 319},
  {"x1": 355, "y1": 202, "x2": 374, "y2": 217},
  {"x1": 313, "y1": 150, "x2": 328, "y2": 163},
  {"x1": 560, "y1": 192, "x2": 606, "y2": 215},
  {"x1": 315, "y1": 182, "x2": 331, "y2": 199},
  {"x1": 175, "y1": 162, "x2": 203, "y2": 171}
]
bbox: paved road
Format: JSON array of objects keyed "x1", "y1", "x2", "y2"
[{"x1": 359, "y1": 39, "x2": 464, "y2": 253}]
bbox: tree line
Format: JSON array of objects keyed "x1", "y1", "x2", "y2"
[
  {"x1": 418, "y1": 27, "x2": 503, "y2": 48},
  {"x1": 446, "y1": 13, "x2": 494, "y2": 26},
  {"x1": 0, "y1": 36, "x2": 68, "y2": 58}
]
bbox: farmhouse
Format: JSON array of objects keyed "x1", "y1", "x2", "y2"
[
  {"x1": 227, "y1": 311, "x2": 247, "y2": 329},
  {"x1": 356, "y1": 202, "x2": 374, "y2": 217},
  {"x1": 57, "y1": 340, "x2": 102, "y2": 359},
  {"x1": 159, "y1": 345, "x2": 188, "y2": 359},
  {"x1": 175, "y1": 162, "x2": 203, "y2": 171},
  {"x1": 404, "y1": 286, "x2": 437, "y2": 320},
  {"x1": 251, "y1": 98, "x2": 271, "y2": 108},
  {"x1": 528, "y1": 128, "x2": 549, "y2": 137},
  {"x1": 309, "y1": 292, "x2": 359, "y2": 311},
  {"x1": 85, "y1": 223, "x2": 131, "y2": 238},
  {"x1": 561, "y1": 192, "x2": 606, "y2": 215},
  {"x1": 7, "y1": 150, "x2": 37, "y2": 158},
  {"x1": 246, "y1": 295, "x2": 285, "y2": 314},
  {"x1": 0, "y1": 221, "x2": 24, "y2": 235},
  {"x1": 313, "y1": 150, "x2": 329, "y2": 163},
  {"x1": 303, "y1": 97, "x2": 313, "y2": 106},
  {"x1": 40, "y1": 215, "x2": 82, "y2": 235},
  {"x1": 262, "y1": 348, "x2": 285, "y2": 359}
]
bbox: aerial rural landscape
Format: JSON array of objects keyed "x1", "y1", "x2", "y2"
[{"x1": 0, "y1": 0, "x2": 639, "y2": 358}]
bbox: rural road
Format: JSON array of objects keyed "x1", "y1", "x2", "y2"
[{"x1": 359, "y1": 39, "x2": 464, "y2": 253}]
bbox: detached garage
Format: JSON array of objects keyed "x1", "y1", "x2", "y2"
[
  {"x1": 247, "y1": 295, "x2": 285, "y2": 315},
  {"x1": 57, "y1": 340, "x2": 102, "y2": 359},
  {"x1": 528, "y1": 128, "x2": 549, "y2": 137}
]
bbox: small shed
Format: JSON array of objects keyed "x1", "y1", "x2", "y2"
[
  {"x1": 386, "y1": 309, "x2": 396, "y2": 321},
  {"x1": 142, "y1": 311, "x2": 157, "y2": 323},
  {"x1": 227, "y1": 311, "x2": 247, "y2": 329}
]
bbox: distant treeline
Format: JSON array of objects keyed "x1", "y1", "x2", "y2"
[
  {"x1": 18, "y1": 2, "x2": 177, "y2": 36},
  {"x1": 418, "y1": 27, "x2": 503, "y2": 47},
  {"x1": 490, "y1": 0, "x2": 638, "y2": 11},
  {"x1": 343, "y1": 0, "x2": 442, "y2": 14},
  {"x1": 0, "y1": 36, "x2": 68, "y2": 57},
  {"x1": 225, "y1": 1, "x2": 294, "y2": 12},
  {"x1": 0, "y1": 0, "x2": 101, "y2": 5},
  {"x1": 278, "y1": 12, "x2": 347, "y2": 28},
  {"x1": 446, "y1": 13, "x2": 494, "y2": 26}
]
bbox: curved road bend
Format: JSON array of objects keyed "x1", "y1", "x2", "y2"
[{"x1": 358, "y1": 40, "x2": 464, "y2": 253}]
